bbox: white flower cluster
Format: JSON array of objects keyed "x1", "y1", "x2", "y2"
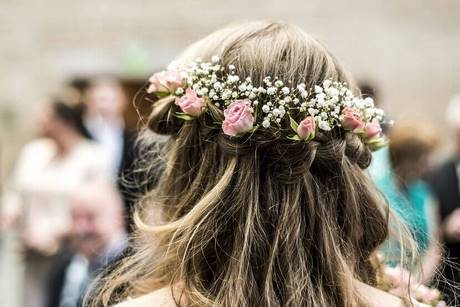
[
  {"x1": 172, "y1": 57, "x2": 385, "y2": 132},
  {"x1": 297, "y1": 80, "x2": 384, "y2": 132}
]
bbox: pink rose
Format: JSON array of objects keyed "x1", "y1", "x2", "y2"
[
  {"x1": 413, "y1": 286, "x2": 440, "y2": 303},
  {"x1": 364, "y1": 121, "x2": 382, "y2": 139},
  {"x1": 297, "y1": 116, "x2": 316, "y2": 140},
  {"x1": 384, "y1": 266, "x2": 410, "y2": 288},
  {"x1": 340, "y1": 107, "x2": 365, "y2": 131},
  {"x1": 222, "y1": 100, "x2": 254, "y2": 136},
  {"x1": 175, "y1": 88, "x2": 205, "y2": 117},
  {"x1": 147, "y1": 70, "x2": 183, "y2": 94}
]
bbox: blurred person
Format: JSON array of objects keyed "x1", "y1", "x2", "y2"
[
  {"x1": 426, "y1": 94, "x2": 460, "y2": 303},
  {"x1": 82, "y1": 78, "x2": 135, "y2": 178},
  {"x1": 1, "y1": 100, "x2": 111, "y2": 307},
  {"x1": 82, "y1": 78, "x2": 138, "y2": 230},
  {"x1": 375, "y1": 121, "x2": 441, "y2": 282},
  {"x1": 89, "y1": 21, "x2": 428, "y2": 307},
  {"x1": 46, "y1": 180, "x2": 127, "y2": 307}
]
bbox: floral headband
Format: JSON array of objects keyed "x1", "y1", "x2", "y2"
[{"x1": 147, "y1": 56, "x2": 387, "y2": 151}]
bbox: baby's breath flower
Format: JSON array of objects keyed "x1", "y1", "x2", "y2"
[
  {"x1": 275, "y1": 80, "x2": 284, "y2": 87},
  {"x1": 319, "y1": 121, "x2": 332, "y2": 131},
  {"x1": 258, "y1": 87, "x2": 266, "y2": 94},
  {"x1": 364, "y1": 97, "x2": 374, "y2": 107},
  {"x1": 267, "y1": 87, "x2": 277, "y2": 95},
  {"x1": 213, "y1": 82, "x2": 222, "y2": 90},
  {"x1": 326, "y1": 87, "x2": 339, "y2": 97},
  {"x1": 228, "y1": 75, "x2": 239, "y2": 83}
]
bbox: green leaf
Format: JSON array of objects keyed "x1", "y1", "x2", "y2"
[
  {"x1": 289, "y1": 115, "x2": 299, "y2": 132},
  {"x1": 366, "y1": 137, "x2": 388, "y2": 151},
  {"x1": 287, "y1": 135, "x2": 301, "y2": 141},
  {"x1": 175, "y1": 113, "x2": 195, "y2": 121},
  {"x1": 155, "y1": 91, "x2": 171, "y2": 98},
  {"x1": 249, "y1": 124, "x2": 260, "y2": 133}
]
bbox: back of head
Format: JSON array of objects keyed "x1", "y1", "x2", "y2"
[{"x1": 92, "y1": 21, "x2": 390, "y2": 307}]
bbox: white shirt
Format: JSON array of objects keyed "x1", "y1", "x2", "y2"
[
  {"x1": 84, "y1": 116, "x2": 124, "y2": 178},
  {"x1": 6, "y1": 138, "x2": 111, "y2": 254}
]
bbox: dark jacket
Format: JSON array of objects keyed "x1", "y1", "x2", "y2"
[{"x1": 426, "y1": 159, "x2": 460, "y2": 303}]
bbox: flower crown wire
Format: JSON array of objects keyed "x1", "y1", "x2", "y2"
[{"x1": 147, "y1": 56, "x2": 388, "y2": 151}]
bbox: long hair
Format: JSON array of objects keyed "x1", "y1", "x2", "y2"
[{"x1": 90, "y1": 21, "x2": 395, "y2": 307}]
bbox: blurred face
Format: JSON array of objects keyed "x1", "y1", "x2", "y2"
[
  {"x1": 36, "y1": 105, "x2": 64, "y2": 139},
  {"x1": 70, "y1": 195, "x2": 119, "y2": 259},
  {"x1": 399, "y1": 151, "x2": 434, "y2": 184},
  {"x1": 414, "y1": 152, "x2": 433, "y2": 177},
  {"x1": 85, "y1": 83, "x2": 127, "y2": 119}
]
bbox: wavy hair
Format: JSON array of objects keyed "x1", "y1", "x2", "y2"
[{"x1": 89, "y1": 21, "x2": 404, "y2": 307}]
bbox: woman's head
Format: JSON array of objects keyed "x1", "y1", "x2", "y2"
[
  {"x1": 37, "y1": 100, "x2": 90, "y2": 140},
  {"x1": 389, "y1": 120, "x2": 437, "y2": 185},
  {"x1": 92, "y1": 21, "x2": 391, "y2": 307}
]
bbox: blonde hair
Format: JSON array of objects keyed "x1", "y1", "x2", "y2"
[
  {"x1": 389, "y1": 120, "x2": 437, "y2": 185},
  {"x1": 89, "y1": 21, "x2": 406, "y2": 307}
]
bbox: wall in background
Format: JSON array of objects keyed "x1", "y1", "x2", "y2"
[{"x1": 1, "y1": 0, "x2": 460, "y2": 176}]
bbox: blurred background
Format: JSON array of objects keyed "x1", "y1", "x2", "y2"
[{"x1": 1, "y1": 0, "x2": 460, "y2": 306}]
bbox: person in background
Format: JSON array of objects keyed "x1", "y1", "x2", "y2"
[
  {"x1": 82, "y1": 78, "x2": 137, "y2": 230},
  {"x1": 47, "y1": 180, "x2": 127, "y2": 307},
  {"x1": 426, "y1": 94, "x2": 460, "y2": 303},
  {"x1": 373, "y1": 120, "x2": 441, "y2": 285},
  {"x1": 1, "y1": 100, "x2": 111, "y2": 307}
]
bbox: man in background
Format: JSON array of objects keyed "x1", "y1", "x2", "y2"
[
  {"x1": 82, "y1": 78, "x2": 134, "y2": 178},
  {"x1": 82, "y1": 78, "x2": 137, "y2": 230},
  {"x1": 426, "y1": 94, "x2": 460, "y2": 304},
  {"x1": 46, "y1": 180, "x2": 127, "y2": 307}
]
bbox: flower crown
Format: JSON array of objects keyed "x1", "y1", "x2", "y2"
[{"x1": 147, "y1": 56, "x2": 387, "y2": 151}]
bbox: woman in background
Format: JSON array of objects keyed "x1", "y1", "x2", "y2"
[
  {"x1": 373, "y1": 120, "x2": 441, "y2": 284},
  {"x1": 2, "y1": 100, "x2": 111, "y2": 307}
]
